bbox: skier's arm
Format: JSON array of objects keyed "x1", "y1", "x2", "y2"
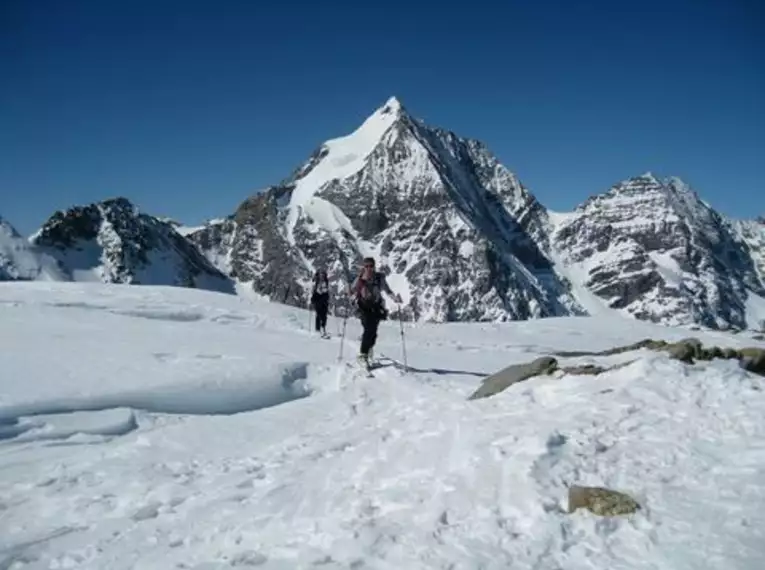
[
  {"x1": 349, "y1": 274, "x2": 360, "y2": 296},
  {"x1": 380, "y1": 275, "x2": 402, "y2": 303}
]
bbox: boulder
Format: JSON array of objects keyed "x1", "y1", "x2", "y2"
[
  {"x1": 678, "y1": 337, "x2": 703, "y2": 353},
  {"x1": 721, "y1": 347, "x2": 739, "y2": 359},
  {"x1": 600, "y1": 338, "x2": 667, "y2": 356},
  {"x1": 560, "y1": 364, "x2": 608, "y2": 376},
  {"x1": 738, "y1": 347, "x2": 765, "y2": 376},
  {"x1": 664, "y1": 341, "x2": 697, "y2": 363},
  {"x1": 553, "y1": 338, "x2": 667, "y2": 358},
  {"x1": 559, "y1": 359, "x2": 637, "y2": 377},
  {"x1": 469, "y1": 356, "x2": 558, "y2": 400},
  {"x1": 699, "y1": 345, "x2": 724, "y2": 360},
  {"x1": 568, "y1": 485, "x2": 641, "y2": 516}
]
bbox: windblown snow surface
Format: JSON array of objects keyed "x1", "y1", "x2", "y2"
[{"x1": 1, "y1": 283, "x2": 764, "y2": 569}]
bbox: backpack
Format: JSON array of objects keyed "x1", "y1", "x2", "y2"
[
  {"x1": 355, "y1": 272, "x2": 388, "y2": 319},
  {"x1": 313, "y1": 273, "x2": 329, "y2": 297}
]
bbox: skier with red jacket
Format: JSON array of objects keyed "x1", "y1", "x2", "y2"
[{"x1": 349, "y1": 257, "x2": 402, "y2": 366}]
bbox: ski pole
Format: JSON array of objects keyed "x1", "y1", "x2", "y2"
[
  {"x1": 398, "y1": 303, "x2": 408, "y2": 371},
  {"x1": 338, "y1": 307, "x2": 348, "y2": 361}
]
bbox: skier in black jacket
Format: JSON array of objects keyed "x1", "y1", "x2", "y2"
[
  {"x1": 311, "y1": 269, "x2": 330, "y2": 337},
  {"x1": 350, "y1": 257, "x2": 402, "y2": 366}
]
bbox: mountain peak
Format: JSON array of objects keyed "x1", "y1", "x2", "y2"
[
  {"x1": 636, "y1": 171, "x2": 661, "y2": 185},
  {"x1": 285, "y1": 96, "x2": 410, "y2": 233},
  {"x1": 378, "y1": 95, "x2": 404, "y2": 116}
]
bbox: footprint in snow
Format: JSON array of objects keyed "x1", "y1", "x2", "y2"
[
  {"x1": 195, "y1": 353, "x2": 225, "y2": 360},
  {"x1": 131, "y1": 501, "x2": 162, "y2": 522},
  {"x1": 187, "y1": 551, "x2": 268, "y2": 568},
  {"x1": 236, "y1": 472, "x2": 267, "y2": 489}
]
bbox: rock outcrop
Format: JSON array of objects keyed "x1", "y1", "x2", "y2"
[{"x1": 568, "y1": 485, "x2": 641, "y2": 516}]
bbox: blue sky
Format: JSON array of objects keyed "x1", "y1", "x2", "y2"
[{"x1": 1, "y1": 0, "x2": 763, "y2": 234}]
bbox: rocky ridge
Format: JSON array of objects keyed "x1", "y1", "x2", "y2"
[
  {"x1": 29, "y1": 197, "x2": 234, "y2": 293},
  {"x1": 185, "y1": 97, "x2": 765, "y2": 330},
  {"x1": 6, "y1": 97, "x2": 764, "y2": 330}
]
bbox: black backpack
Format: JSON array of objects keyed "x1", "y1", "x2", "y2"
[{"x1": 356, "y1": 272, "x2": 388, "y2": 319}]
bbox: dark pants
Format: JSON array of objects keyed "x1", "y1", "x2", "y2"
[
  {"x1": 359, "y1": 309, "x2": 381, "y2": 355},
  {"x1": 314, "y1": 295, "x2": 328, "y2": 332}
]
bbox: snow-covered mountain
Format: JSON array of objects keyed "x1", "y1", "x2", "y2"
[
  {"x1": 13, "y1": 97, "x2": 761, "y2": 330},
  {"x1": 551, "y1": 174, "x2": 765, "y2": 330},
  {"x1": 734, "y1": 217, "x2": 765, "y2": 287},
  {"x1": 29, "y1": 197, "x2": 235, "y2": 293},
  {"x1": 186, "y1": 96, "x2": 764, "y2": 330},
  {"x1": 0, "y1": 215, "x2": 65, "y2": 281},
  {"x1": 188, "y1": 96, "x2": 584, "y2": 320}
]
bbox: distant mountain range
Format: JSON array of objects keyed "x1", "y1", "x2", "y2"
[{"x1": 3, "y1": 96, "x2": 764, "y2": 331}]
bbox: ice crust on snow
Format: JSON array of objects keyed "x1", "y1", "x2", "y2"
[{"x1": 1, "y1": 282, "x2": 764, "y2": 569}]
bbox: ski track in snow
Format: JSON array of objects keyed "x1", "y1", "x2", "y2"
[{"x1": 1, "y1": 282, "x2": 764, "y2": 569}]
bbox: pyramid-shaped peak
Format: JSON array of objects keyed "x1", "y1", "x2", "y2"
[{"x1": 379, "y1": 95, "x2": 404, "y2": 115}]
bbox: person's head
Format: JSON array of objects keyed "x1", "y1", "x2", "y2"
[
  {"x1": 315, "y1": 268, "x2": 327, "y2": 282},
  {"x1": 361, "y1": 257, "x2": 375, "y2": 275}
]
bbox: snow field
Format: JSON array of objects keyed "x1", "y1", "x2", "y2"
[{"x1": 1, "y1": 282, "x2": 764, "y2": 569}]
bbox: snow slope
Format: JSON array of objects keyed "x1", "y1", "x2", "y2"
[
  {"x1": 1, "y1": 283, "x2": 764, "y2": 569},
  {"x1": 0, "y1": 216, "x2": 64, "y2": 281}
]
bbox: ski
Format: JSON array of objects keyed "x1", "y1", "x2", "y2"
[
  {"x1": 360, "y1": 361, "x2": 375, "y2": 377},
  {"x1": 377, "y1": 353, "x2": 407, "y2": 371},
  {"x1": 346, "y1": 360, "x2": 374, "y2": 378}
]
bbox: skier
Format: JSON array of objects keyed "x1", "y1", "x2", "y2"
[
  {"x1": 350, "y1": 257, "x2": 402, "y2": 367},
  {"x1": 311, "y1": 268, "x2": 330, "y2": 337}
]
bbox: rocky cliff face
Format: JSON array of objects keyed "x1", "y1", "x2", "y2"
[
  {"x1": 550, "y1": 174, "x2": 765, "y2": 329},
  {"x1": 30, "y1": 197, "x2": 234, "y2": 293},
  {"x1": 187, "y1": 97, "x2": 584, "y2": 321},
  {"x1": 185, "y1": 98, "x2": 765, "y2": 330},
  {"x1": 733, "y1": 217, "x2": 765, "y2": 286}
]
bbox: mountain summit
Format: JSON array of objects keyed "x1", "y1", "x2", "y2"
[{"x1": 189, "y1": 96, "x2": 583, "y2": 321}]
